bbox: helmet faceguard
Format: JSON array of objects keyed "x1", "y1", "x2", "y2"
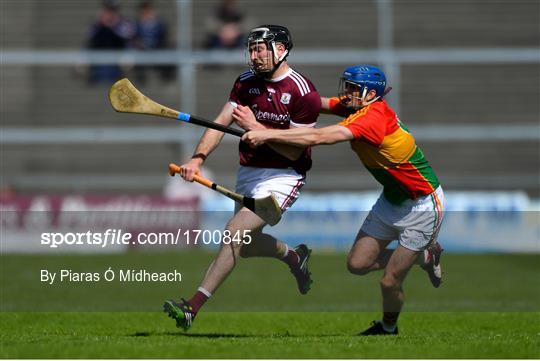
[
  {"x1": 338, "y1": 65, "x2": 387, "y2": 108},
  {"x1": 245, "y1": 25, "x2": 293, "y2": 78}
]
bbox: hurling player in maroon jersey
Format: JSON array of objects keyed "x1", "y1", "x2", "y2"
[{"x1": 163, "y1": 25, "x2": 321, "y2": 331}]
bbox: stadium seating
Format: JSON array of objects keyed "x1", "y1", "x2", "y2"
[{"x1": 1, "y1": 0, "x2": 538, "y2": 195}]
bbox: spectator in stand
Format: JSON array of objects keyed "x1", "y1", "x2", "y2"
[
  {"x1": 133, "y1": 0, "x2": 175, "y2": 83},
  {"x1": 86, "y1": 0, "x2": 134, "y2": 84},
  {"x1": 203, "y1": 0, "x2": 246, "y2": 50}
]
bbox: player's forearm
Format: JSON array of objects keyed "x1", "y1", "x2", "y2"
[
  {"x1": 264, "y1": 125, "x2": 351, "y2": 146},
  {"x1": 320, "y1": 97, "x2": 334, "y2": 114},
  {"x1": 265, "y1": 128, "x2": 323, "y2": 147},
  {"x1": 191, "y1": 129, "x2": 225, "y2": 164},
  {"x1": 191, "y1": 103, "x2": 234, "y2": 163}
]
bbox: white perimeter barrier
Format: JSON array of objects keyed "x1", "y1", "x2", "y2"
[{"x1": 1, "y1": 192, "x2": 538, "y2": 253}]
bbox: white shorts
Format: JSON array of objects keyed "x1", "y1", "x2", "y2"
[
  {"x1": 235, "y1": 166, "x2": 306, "y2": 212},
  {"x1": 361, "y1": 186, "x2": 445, "y2": 251}
]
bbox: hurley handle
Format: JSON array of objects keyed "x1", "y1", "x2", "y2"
[
  {"x1": 168, "y1": 163, "x2": 213, "y2": 188},
  {"x1": 176, "y1": 112, "x2": 245, "y2": 137}
]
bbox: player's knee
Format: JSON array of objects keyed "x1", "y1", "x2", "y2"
[
  {"x1": 346, "y1": 257, "x2": 371, "y2": 275},
  {"x1": 238, "y1": 231, "x2": 264, "y2": 258},
  {"x1": 220, "y1": 239, "x2": 243, "y2": 256},
  {"x1": 380, "y1": 274, "x2": 400, "y2": 291},
  {"x1": 238, "y1": 242, "x2": 254, "y2": 258},
  {"x1": 223, "y1": 226, "x2": 257, "y2": 257}
]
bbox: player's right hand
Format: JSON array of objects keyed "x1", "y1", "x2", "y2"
[
  {"x1": 241, "y1": 130, "x2": 268, "y2": 147},
  {"x1": 179, "y1": 158, "x2": 202, "y2": 182}
]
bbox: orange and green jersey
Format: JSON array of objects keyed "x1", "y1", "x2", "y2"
[{"x1": 329, "y1": 98, "x2": 440, "y2": 205}]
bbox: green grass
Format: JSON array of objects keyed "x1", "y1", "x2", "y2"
[
  {"x1": 1, "y1": 312, "x2": 538, "y2": 358},
  {"x1": 1, "y1": 252, "x2": 539, "y2": 358}
]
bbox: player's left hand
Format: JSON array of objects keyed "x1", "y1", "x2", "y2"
[
  {"x1": 241, "y1": 130, "x2": 268, "y2": 147},
  {"x1": 232, "y1": 105, "x2": 264, "y2": 131}
]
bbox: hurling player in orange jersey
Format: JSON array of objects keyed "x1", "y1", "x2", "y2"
[{"x1": 240, "y1": 65, "x2": 445, "y2": 336}]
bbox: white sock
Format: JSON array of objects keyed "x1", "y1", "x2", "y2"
[
  {"x1": 281, "y1": 244, "x2": 290, "y2": 259},
  {"x1": 198, "y1": 287, "x2": 212, "y2": 298},
  {"x1": 423, "y1": 249, "x2": 431, "y2": 265},
  {"x1": 381, "y1": 320, "x2": 397, "y2": 332}
]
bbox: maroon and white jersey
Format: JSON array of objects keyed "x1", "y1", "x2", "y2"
[{"x1": 229, "y1": 68, "x2": 321, "y2": 174}]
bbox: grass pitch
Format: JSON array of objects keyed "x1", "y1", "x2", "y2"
[
  {"x1": 1, "y1": 251, "x2": 539, "y2": 358},
  {"x1": 1, "y1": 312, "x2": 538, "y2": 358}
]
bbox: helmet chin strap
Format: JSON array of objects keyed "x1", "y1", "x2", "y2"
[
  {"x1": 272, "y1": 42, "x2": 289, "y2": 62},
  {"x1": 257, "y1": 43, "x2": 288, "y2": 79},
  {"x1": 359, "y1": 86, "x2": 380, "y2": 106}
]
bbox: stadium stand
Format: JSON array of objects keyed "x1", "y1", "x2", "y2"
[{"x1": 1, "y1": 0, "x2": 539, "y2": 195}]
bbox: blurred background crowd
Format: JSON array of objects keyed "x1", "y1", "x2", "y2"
[
  {"x1": 83, "y1": 0, "x2": 251, "y2": 84},
  {"x1": 2, "y1": 0, "x2": 538, "y2": 197}
]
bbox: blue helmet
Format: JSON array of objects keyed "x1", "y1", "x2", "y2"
[{"x1": 340, "y1": 65, "x2": 387, "y2": 99}]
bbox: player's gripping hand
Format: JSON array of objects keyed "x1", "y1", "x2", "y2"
[
  {"x1": 179, "y1": 157, "x2": 203, "y2": 182},
  {"x1": 241, "y1": 130, "x2": 269, "y2": 148},
  {"x1": 232, "y1": 105, "x2": 264, "y2": 131}
]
